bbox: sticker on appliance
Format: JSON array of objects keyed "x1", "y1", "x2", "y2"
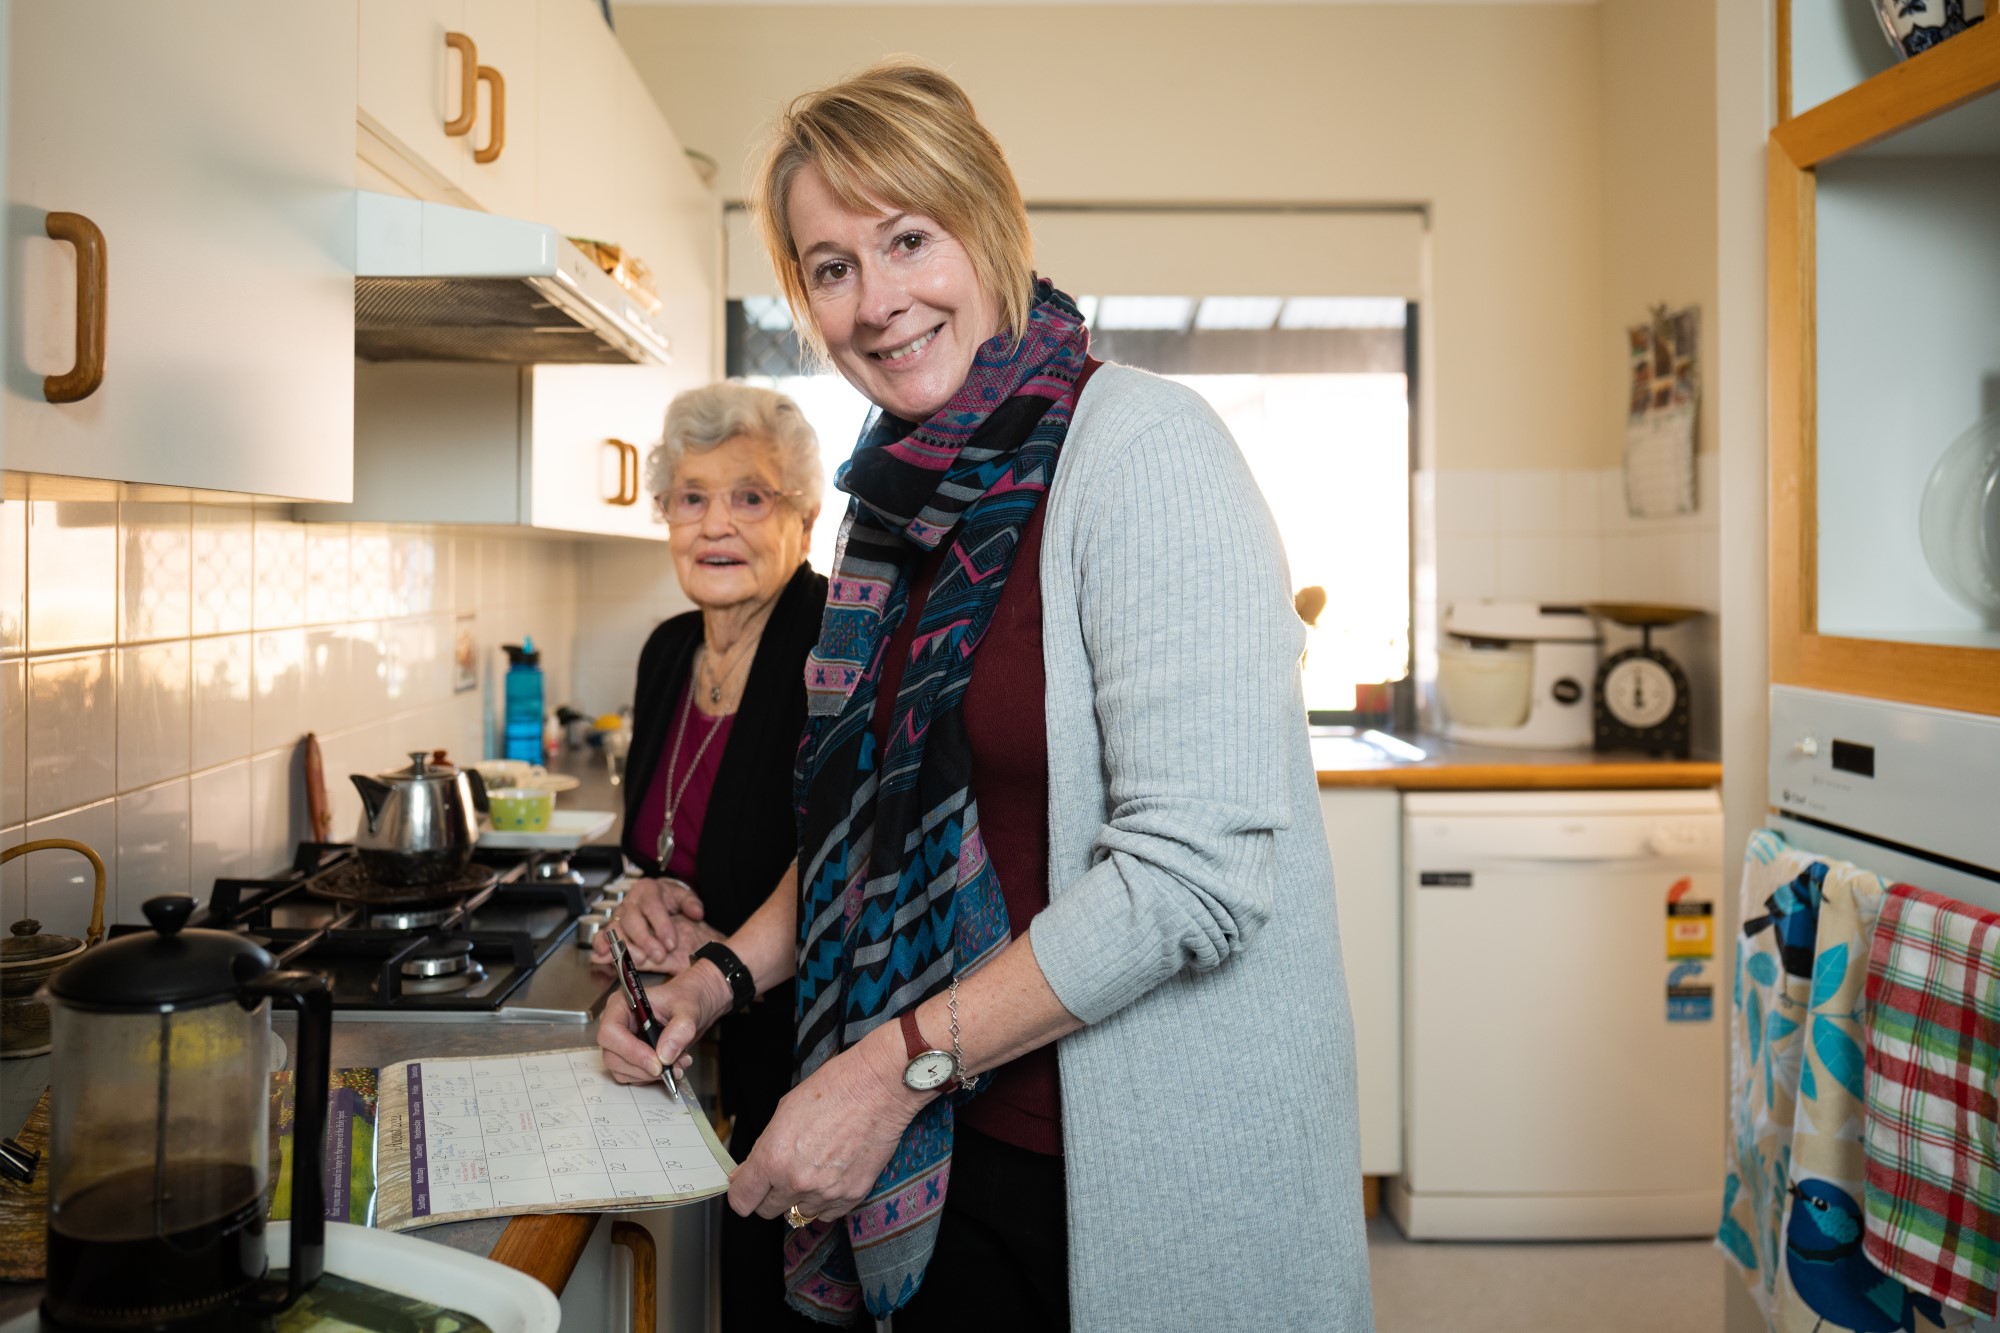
[
  {"x1": 1665, "y1": 877, "x2": 1714, "y2": 959},
  {"x1": 1666, "y1": 960, "x2": 1713, "y2": 1022}
]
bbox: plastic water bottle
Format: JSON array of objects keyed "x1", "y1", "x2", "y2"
[{"x1": 502, "y1": 639, "x2": 544, "y2": 763}]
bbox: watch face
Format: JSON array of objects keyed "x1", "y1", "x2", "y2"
[
  {"x1": 1603, "y1": 657, "x2": 1678, "y2": 728},
  {"x1": 903, "y1": 1051, "x2": 956, "y2": 1092}
]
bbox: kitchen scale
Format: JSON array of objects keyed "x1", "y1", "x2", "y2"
[{"x1": 1587, "y1": 603, "x2": 1701, "y2": 759}]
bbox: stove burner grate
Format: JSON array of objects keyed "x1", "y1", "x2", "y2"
[{"x1": 306, "y1": 860, "x2": 499, "y2": 908}]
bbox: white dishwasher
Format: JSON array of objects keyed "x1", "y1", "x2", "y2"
[{"x1": 1390, "y1": 789, "x2": 1725, "y2": 1241}]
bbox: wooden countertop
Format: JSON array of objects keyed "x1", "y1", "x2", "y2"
[{"x1": 1314, "y1": 733, "x2": 1721, "y2": 791}]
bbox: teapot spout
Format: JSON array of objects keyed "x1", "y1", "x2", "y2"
[{"x1": 351, "y1": 775, "x2": 392, "y2": 835}]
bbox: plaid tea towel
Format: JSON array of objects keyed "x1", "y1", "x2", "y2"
[{"x1": 1863, "y1": 884, "x2": 2000, "y2": 1319}]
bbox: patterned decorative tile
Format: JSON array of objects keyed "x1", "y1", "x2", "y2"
[
  {"x1": 253, "y1": 506, "x2": 307, "y2": 630},
  {"x1": 118, "y1": 500, "x2": 192, "y2": 643},
  {"x1": 193, "y1": 505, "x2": 255, "y2": 636},
  {"x1": 304, "y1": 523, "x2": 352, "y2": 625}
]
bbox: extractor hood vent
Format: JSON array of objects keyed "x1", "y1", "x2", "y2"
[{"x1": 354, "y1": 192, "x2": 671, "y2": 366}]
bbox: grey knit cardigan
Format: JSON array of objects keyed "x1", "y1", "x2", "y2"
[{"x1": 1025, "y1": 364, "x2": 1374, "y2": 1330}]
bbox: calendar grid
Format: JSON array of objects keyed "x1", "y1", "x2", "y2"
[{"x1": 374, "y1": 1046, "x2": 735, "y2": 1231}]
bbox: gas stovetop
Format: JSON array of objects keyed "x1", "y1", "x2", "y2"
[{"x1": 128, "y1": 843, "x2": 630, "y2": 1022}]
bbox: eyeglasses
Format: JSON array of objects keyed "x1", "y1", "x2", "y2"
[{"x1": 655, "y1": 485, "x2": 799, "y2": 526}]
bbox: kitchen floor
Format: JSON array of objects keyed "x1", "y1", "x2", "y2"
[{"x1": 1367, "y1": 1215, "x2": 1723, "y2": 1331}]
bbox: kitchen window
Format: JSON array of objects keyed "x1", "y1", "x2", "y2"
[{"x1": 729, "y1": 294, "x2": 1415, "y2": 723}]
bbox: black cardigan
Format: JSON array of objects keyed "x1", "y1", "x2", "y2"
[{"x1": 619, "y1": 561, "x2": 828, "y2": 936}]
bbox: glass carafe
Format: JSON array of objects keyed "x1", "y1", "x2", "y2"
[{"x1": 42, "y1": 896, "x2": 330, "y2": 1331}]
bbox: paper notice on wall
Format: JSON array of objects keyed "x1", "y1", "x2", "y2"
[{"x1": 1624, "y1": 305, "x2": 1699, "y2": 519}]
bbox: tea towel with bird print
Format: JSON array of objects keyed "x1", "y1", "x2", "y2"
[
  {"x1": 1862, "y1": 885, "x2": 2000, "y2": 1321},
  {"x1": 1717, "y1": 829, "x2": 1956, "y2": 1332}
]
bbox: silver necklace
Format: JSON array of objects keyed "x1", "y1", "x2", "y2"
[{"x1": 655, "y1": 655, "x2": 729, "y2": 869}]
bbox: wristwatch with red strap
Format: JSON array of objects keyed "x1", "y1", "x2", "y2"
[{"x1": 898, "y1": 1009, "x2": 958, "y2": 1092}]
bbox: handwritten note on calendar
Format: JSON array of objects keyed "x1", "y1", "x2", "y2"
[{"x1": 372, "y1": 1046, "x2": 735, "y2": 1231}]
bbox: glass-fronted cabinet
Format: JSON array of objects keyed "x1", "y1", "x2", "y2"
[{"x1": 1770, "y1": 11, "x2": 2000, "y2": 716}]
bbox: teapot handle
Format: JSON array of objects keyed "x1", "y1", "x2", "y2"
[
  {"x1": 0, "y1": 839, "x2": 106, "y2": 945},
  {"x1": 243, "y1": 970, "x2": 331, "y2": 1313},
  {"x1": 464, "y1": 765, "x2": 490, "y2": 815}
]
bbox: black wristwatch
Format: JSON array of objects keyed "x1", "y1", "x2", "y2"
[{"x1": 692, "y1": 942, "x2": 755, "y2": 1014}]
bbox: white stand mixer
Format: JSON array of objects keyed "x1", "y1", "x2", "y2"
[{"x1": 1437, "y1": 602, "x2": 1600, "y2": 749}]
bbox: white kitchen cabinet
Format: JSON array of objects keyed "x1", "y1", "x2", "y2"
[
  {"x1": 300, "y1": 362, "x2": 676, "y2": 541},
  {"x1": 1319, "y1": 788, "x2": 1402, "y2": 1177},
  {"x1": 359, "y1": 0, "x2": 538, "y2": 220},
  {"x1": 613, "y1": 57, "x2": 722, "y2": 384},
  {"x1": 5, "y1": 0, "x2": 356, "y2": 500},
  {"x1": 533, "y1": 0, "x2": 623, "y2": 245}
]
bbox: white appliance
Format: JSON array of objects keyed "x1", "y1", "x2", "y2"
[
  {"x1": 1769, "y1": 686, "x2": 2000, "y2": 913},
  {"x1": 1437, "y1": 602, "x2": 1599, "y2": 750},
  {"x1": 1392, "y1": 788, "x2": 1726, "y2": 1239},
  {"x1": 354, "y1": 191, "x2": 672, "y2": 365}
]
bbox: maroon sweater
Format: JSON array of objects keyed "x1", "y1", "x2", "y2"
[{"x1": 868, "y1": 494, "x2": 1061, "y2": 1156}]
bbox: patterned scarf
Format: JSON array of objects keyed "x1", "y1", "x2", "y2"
[{"x1": 785, "y1": 281, "x2": 1090, "y2": 1323}]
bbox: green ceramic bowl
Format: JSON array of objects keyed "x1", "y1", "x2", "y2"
[{"x1": 487, "y1": 786, "x2": 554, "y2": 832}]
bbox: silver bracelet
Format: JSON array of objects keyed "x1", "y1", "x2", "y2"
[{"x1": 947, "y1": 975, "x2": 978, "y2": 1093}]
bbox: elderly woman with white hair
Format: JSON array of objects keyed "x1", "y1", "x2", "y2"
[{"x1": 589, "y1": 380, "x2": 828, "y2": 1331}]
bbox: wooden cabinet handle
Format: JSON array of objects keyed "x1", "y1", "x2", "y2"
[
  {"x1": 475, "y1": 65, "x2": 506, "y2": 164},
  {"x1": 444, "y1": 32, "x2": 477, "y2": 136},
  {"x1": 609, "y1": 1221, "x2": 657, "y2": 1333},
  {"x1": 606, "y1": 439, "x2": 639, "y2": 506},
  {"x1": 43, "y1": 212, "x2": 106, "y2": 404}
]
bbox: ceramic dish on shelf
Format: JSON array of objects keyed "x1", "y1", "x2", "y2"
[
  {"x1": 1871, "y1": 0, "x2": 1986, "y2": 58},
  {"x1": 469, "y1": 760, "x2": 581, "y2": 794},
  {"x1": 1919, "y1": 411, "x2": 2000, "y2": 617},
  {"x1": 266, "y1": 1221, "x2": 560, "y2": 1333},
  {"x1": 478, "y1": 809, "x2": 616, "y2": 850}
]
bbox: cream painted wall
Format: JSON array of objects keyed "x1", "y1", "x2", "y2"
[
  {"x1": 613, "y1": 3, "x2": 1606, "y2": 471},
  {"x1": 1599, "y1": 0, "x2": 1720, "y2": 460}
]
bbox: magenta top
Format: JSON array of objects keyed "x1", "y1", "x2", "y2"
[{"x1": 628, "y1": 679, "x2": 735, "y2": 883}]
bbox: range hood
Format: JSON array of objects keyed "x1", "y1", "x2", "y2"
[{"x1": 354, "y1": 191, "x2": 672, "y2": 366}]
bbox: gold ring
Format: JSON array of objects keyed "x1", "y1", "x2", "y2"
[{"x1": 785, "y1": 1204, "x2": 815, "y2": 1229}]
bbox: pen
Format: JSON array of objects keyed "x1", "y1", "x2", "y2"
[{"x1": 605, "y1": 926, "x2": 691, "y2": 1099}]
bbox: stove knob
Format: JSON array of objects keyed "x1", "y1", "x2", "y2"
[
  {"x1": 575, "y1": 912, "x2": 610, "y2": 948},
  {"x1": 1794, "y1": 736, "x2": 1820, "y2": 759}
]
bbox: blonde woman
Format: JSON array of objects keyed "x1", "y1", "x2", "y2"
[{"x1": 601, "y1": 62, "x2": 1373, "y2": 1330}]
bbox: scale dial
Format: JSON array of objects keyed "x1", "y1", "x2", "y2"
[{"x1": 1602, "y1": 657, "x2": 1678, "y2": 728}]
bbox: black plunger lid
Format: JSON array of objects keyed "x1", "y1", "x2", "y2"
[{"x1": 48, "y1": 895, "x2": 275, "y2": 1011}]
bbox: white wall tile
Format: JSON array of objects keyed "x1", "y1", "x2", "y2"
[
  {"x1": 27, "y1": 496, "x2": 117, "y2": 651},
  {"x1": 1599, "y1": 468, "x2": 1635, "y2": 535},
  {"x1": 253, "y1": 507, "x2": 307, "y2": 630},
  {"x1": 1435, "y1": 470, "x2": 1499, "y2": 539},
  {"x1": 304, "y1": 523, "x2": 351, "y2": 625},
  {"x1": 303, "y1": 627, "x2": 351, "y2": 734},
  {"x1": 190, "y1": 761, "x2": 253, "y2": 885},
  {"x1": 117, "y1": 641, "x2": 191, "y2": 792},
  {"x1": 0, "y1": 824, "x2": 23, "y2": 927},
  {"x1": 116, "y1": 779, "x2": 190, "y2": 916},
  {"x1": 1495, "y1": 535, "x2": 1565, "y2": 601},
  {"x1": 392, "y1": 530, "x2": 439, "y2": 616},
  {"x1": 22, "y1": 799, "x2": 116, "y2": 941},
  {"x1": 192, "y1": 504, "x2": 255, "y2": 637},
  {"x1": 119, "y1": 501, "x2": 192, "y2": 644},
  {"x1": 1697, "y1": 451, "x2": 1720, "y2": 521},
  {"x1": 26, "y1": 651, "x2": 114, "y2": 819},
  {"x1": 1557, "y1": 535, "x2": 1602, "y2": 602},
  {"x1": 252, "y1": 628, "x2": 308, "y2": 754},
  {"x1": 1561, "y1": 470, "x2": 1600, "y2": 535},
  {"x1": 248, "y1": 747, "x2": 304, "y2": 873},
  {"x1": 1, "y1": 661, "x2": 22, "y2": 827},
  {"x1": 1496, "y1": 471, "x2": 1563, "y2": 538},
  {"x1": 343, "y1": 622, "x2": 389, "y2": 731},
  {"x1": 191, "y1": 634, "x2": 254, "y2": 772},
  {"x1": 0, "y1": 499, "x2": 26, "y2": 656},
  {"x1": 1435, "y1": 535, "x2": 1499, "y2": 608}
]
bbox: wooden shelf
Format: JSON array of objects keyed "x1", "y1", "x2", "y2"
[
  {"x1": 1767, "y1": 17, "x2": 2000, "y2": 721},
  {"x1": 1775, "y1": 18, "x2": 2000, "y2": 168}
]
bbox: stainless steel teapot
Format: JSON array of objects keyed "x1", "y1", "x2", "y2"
[{"x1": 350, "y1": 751, "x2": 488, "y2": 886}]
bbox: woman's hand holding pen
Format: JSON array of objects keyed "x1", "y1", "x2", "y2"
[{"x1": 598, "y1": 957, "x2": 735, "y2": 1084}]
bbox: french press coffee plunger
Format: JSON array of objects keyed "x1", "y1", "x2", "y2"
[{"x1": 41, "y1": 895, "x2": 331, "y2": 1330}]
